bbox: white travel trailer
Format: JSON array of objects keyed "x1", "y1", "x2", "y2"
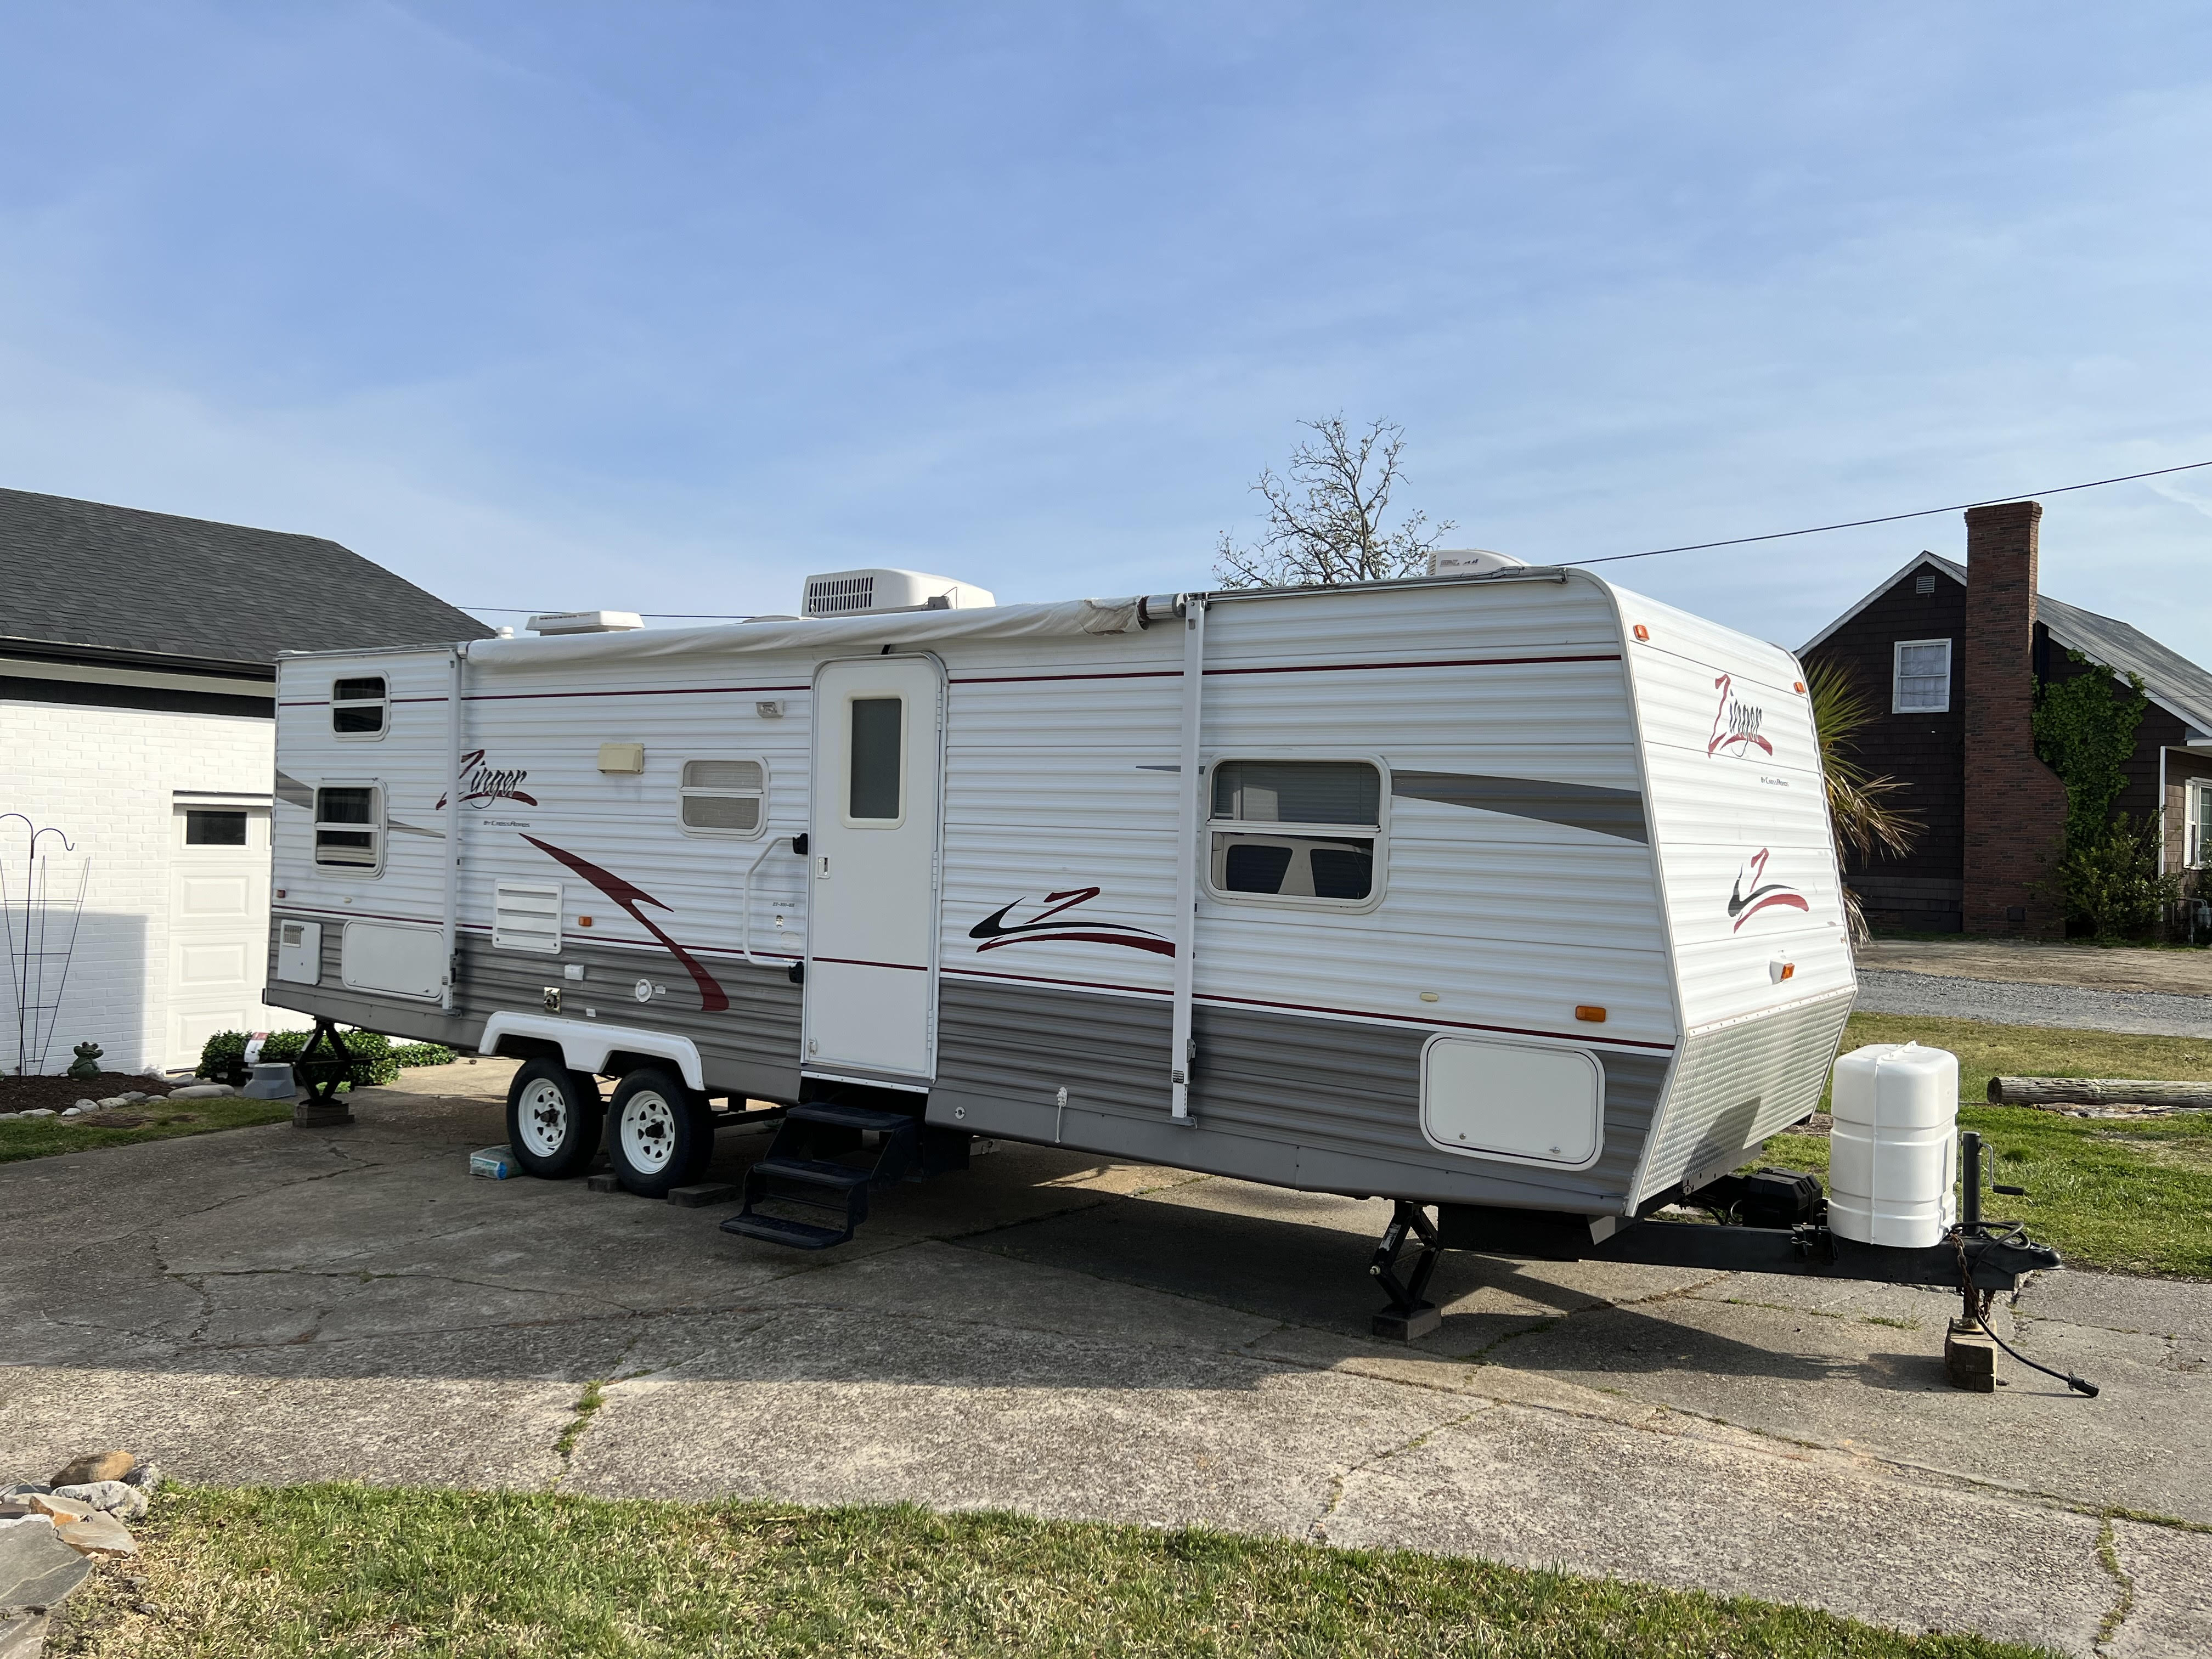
[{"x1": 266, "y1": 562, "x2": 2033, "y2": 1335}]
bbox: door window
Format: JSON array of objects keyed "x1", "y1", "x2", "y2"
[
  {"x1": 183, "y1": 809, "x2": 249, "y2": 847},
  {"x1": 848, "y1": 697, "x2": 904, "y2": 823}
]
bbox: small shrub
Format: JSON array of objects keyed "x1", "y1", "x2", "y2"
[
  {"x1": 2051, "y1": 814, "x2": 2183, "y2": 941},
  {"x1": 195, "y1": 1028, "x2": 398, "y2": 1090},
  {"x1": 391, "y1": 1041, "x2": 458, "y2": 1068}
]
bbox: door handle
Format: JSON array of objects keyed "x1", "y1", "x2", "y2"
[{"x1": 815, "y1": 855, "x2": 831, "y2": 880}]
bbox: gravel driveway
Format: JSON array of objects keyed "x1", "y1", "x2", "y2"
[{"x1": 1855, "y1": 968, "x2": 2212, "y2": 1036}]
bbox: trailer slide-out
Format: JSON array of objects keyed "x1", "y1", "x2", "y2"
[{"x1": 262, "y1": 562, "x2": 2059, "y2": 1343}]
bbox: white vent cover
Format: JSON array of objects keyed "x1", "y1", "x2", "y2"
[
  {"x1": 494, "y1": 880, "x2": 563, "y2": 953},
  {"x1": 800, "y1": 568, "x2": 995, "y2": 617},
  {"x1": 1427, "y1": 549, "x2": 1527, "y2": 578},
  {"x1": 526, "y1": 611, "x2": 645, "y2": 635}
]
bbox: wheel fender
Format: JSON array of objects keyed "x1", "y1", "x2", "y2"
[{"x1": 478, "y1": 1012, "x2": 704, "y2": 1091}]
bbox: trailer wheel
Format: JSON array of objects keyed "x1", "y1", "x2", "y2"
[
  {"x1": 606, "y1": 1066, "x2": 713, "y2": 1197},
  {"x1": 505, "y1": 1059, "x2": 605, "y2": 1179}
]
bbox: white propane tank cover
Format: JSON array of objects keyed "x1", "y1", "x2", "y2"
[
  {"x1": 1827, "y1": 1042, "x2": 1960, "y2": 1249},
  {"x1": 1428, "y1": 549, "x2": 1528, "y2": 578}
]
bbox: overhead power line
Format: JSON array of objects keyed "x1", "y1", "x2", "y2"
[
  {"x1": 460, "y1": 454, "x2": 2212, "y2": 614},
  {"x1": 1560, "y1": 458, "x2": 2212, "y2": 568}
]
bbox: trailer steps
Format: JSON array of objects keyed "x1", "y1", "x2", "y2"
[{"x1": 720, "y1": 1098, "x2": 920, "y2": 1250}]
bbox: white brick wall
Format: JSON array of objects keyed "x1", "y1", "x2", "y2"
[{"x1": 0, "y1": 698, "x2": 278, "y2": 1075}]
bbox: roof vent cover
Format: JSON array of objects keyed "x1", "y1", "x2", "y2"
[
  {"x1": 800, "y1": 568, "x2": 996, "y2": 617},
  {"x1": 526, "y1": 611, "x2": 644, "y2": 635},
  {"x1": 1427, "y1": 549, "x2": 1528, "y2": 579}
]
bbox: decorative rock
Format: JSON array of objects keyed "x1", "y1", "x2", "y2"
[
  {"x1": 119, "y1": 1462, "x2": 161, "y2": 1495},
  {"x1": 52, "y1": 1483, "x2": 146, "y2": 1523},
  {"x1": 0, "y1": 1488, "x2": 50, "y2": 1502},
  {"x1": 0, "y1": 1511, "x2": 92, "y2": 1610},
  {"x1": 74, "y1": 1100, "x2": 98, "y2": 1111},
  {"x1": 0, "y1": 1612, "x2": 54, "y2": 1659},
  {"x1": 17, "y1": 1110, "x2": 54, "y2": 1120},
  {"x1": 22, "y1": 1497, "x2": 91, "y2": 1526},
  {"x1": 53, "y1": 1514, "x2": 136, "y2": 1559},
  {"x1": 119, "y1": 1092, "x2": 148, "y2": 1104},
  {"x1": 165, "y1": 1084, "x2": 232, "y2": 1100},
  {"x1": 47, "y1": 1453, "x2": 133, "y2": 1489}
]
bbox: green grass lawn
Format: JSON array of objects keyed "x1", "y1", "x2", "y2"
[
  {"x1": 47, "y1": 1485, "x2": 2053, "y2": 1659},
  {"x1": 0, "y1": 1096, "x2": 296, "y2": 1165},
  {"x1": 1767, "y1": 1013, "x2": 2212, "y2": 1279},
  {"x1": 1834, "y1": 1012, "x2": 2212, "y2": 1107}
]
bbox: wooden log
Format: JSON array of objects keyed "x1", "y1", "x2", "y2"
[{"x1": 1987, "y1": 1076, "x2": 2212, "y2": 1107}]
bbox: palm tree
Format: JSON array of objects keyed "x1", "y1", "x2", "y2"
[{"x1": 1803, "y1": 658, "x2": 1920, "y2": 946}]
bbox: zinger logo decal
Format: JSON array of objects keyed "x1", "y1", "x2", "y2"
[
  {"x1": 1707, "y1": 674, "x2": 1773, "y2": 760},
  {"x1": 523, "y1": 835, "x2": 730, "y2": 1012},
  {"x1": 436, "y1": 750, "x2": 537, "y2": 810},
  {"x1": 1727, "y1": 848, "x2": 1809, "y2": 931},
  {"x1": 970, "y1": 889, "x2": 1175, "y2": 957}
]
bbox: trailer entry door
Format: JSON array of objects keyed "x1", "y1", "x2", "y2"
[{"x1": 803, "y1": 655, "x2": 944, "y2": 1081}]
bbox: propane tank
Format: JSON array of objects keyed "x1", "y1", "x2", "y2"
[{"x1": 1827, "y1": 1042, "x2": 1959, "y2": 1248}]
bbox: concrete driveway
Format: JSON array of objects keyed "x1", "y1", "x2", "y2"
[{"x1": 4, "y1": 1060, "x2": 2209, "y2": 1656}]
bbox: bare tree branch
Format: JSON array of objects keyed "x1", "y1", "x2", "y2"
[{"x1": 1213, "y1": 415, "x2": 1458, "y2": 589}]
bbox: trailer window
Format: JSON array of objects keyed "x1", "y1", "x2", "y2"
[
  {"x1": 848, "y1": 698, "x2": 904, "y2": 823},
  {"x1": 1206, "y1": 760, "x2": 1383, "y2": 907},
  {"x1": 313, "y1": 786, "x2": 382, "y2": 873},
  {"x1": 680, "y1": 759, "x2": 766, "y2": 836},
  {"x1": 332, "y1": 676, "x2": 387, "y2": 737}
]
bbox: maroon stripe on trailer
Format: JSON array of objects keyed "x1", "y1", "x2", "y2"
[
  {"x1": 1205, "y1": 652, "x2": 1621, "y2": 676},
  {"x1": 1194, "y1": 989, "x2": 1675, "y2": 1050},
  {"x1": 949, "y1": 669, "x2": 1183, "y2": 686},
  {"x1": 811, "y1": 955, "x2": 929, "y2": 972},
  {"x1": 465, "y1": 684, "x2": 810, "y2": 702}
]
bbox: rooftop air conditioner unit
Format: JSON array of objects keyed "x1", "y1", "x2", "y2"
[
  {"x1": 801, "y1": 568, "x2": 996, "y2": 618},
  {"x1": 1427, "y1": 550, "x2": 1528, "y2": 579},
  {"x1": 526, "y1": 611, "x2": 645, "y2": 635}
]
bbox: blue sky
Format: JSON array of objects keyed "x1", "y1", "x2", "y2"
[{"x1": 4, "y1": 3, "x2": 2209, "y2": 653}]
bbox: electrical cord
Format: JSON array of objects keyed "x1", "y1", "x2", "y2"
[{"x1": 1953, "y1": 1232, "x2": 2098, "y2": 1397}]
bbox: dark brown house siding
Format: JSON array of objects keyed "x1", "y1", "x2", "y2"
[{"x1": 1803, "y1": 565, "x2": 1966, "y2": 932}]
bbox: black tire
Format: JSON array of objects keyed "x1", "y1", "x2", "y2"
[
  {"x1": 605, "y1": 1066, "x2": 714, "y2": 1196},
  {"x1": 505, "y1": 1058, "x2": 606, "y2": 1179}
]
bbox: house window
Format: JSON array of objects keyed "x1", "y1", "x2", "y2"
[
  {"x1": 1893, "y1": 640, "x2": 1952, "y2": 713},
  {"x1": 2188, "y1": 780, "x2": 2212, "y2": 868},
  {"x1": 183, "y1": 809, "x2": 249, "y2": 847},
  {"x1": 314, "y1": 786, "x2": 383, "y2": 872},
  {"x1": 848, "y1": 698, "x2": 904, "y2": 823},
  {"x1": 1206, "y1": 760, "x2": 1384, "y2": 907},
  {"x1": 332, "y1": 676, "x2": 388, "y2": 737},
  {"x1": 679, "y1": 759, "x2": 766, "y2": 835}
]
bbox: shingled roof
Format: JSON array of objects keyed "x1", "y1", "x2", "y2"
[
  {"x1": 0, "y1": 487, "x2": 493, "y2": 669},
  {"x1": 1804, "y1": 549, "x2": 2212, "y2": 740}
]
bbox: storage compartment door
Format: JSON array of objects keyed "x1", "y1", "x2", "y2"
[
  {"x1": 1421, "y1": 1036, "x2": 1604, "y2": 1170},
  {"x1": 341, "y1": 921, "x2": 445, "y2": 1001}
]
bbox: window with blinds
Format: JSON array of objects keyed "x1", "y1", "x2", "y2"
[
  {"x1": 1892, "y1": 639, "x2": 1953, "y2": 713},
  {"x1": 679, "y1": 758, "x2": 766, "y2": 836},
  {"x1": 313, "y1": 786, "x2": 383, "y2": 873},
  {"x1": 1205, "y1": 759, "x2": 1385, "y2": 908}
]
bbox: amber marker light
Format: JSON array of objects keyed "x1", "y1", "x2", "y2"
[
  {"x1": 578, "y1": 916, "x2": 594, "y2": 927},
  {"x1": 1793, "y1": 680, "x2": 1806, "y2": 693},
  {"x1": 1575, "y1": 1005, "x2": 1607, "y2": 1022},
  {"x1": 1631, "y1": 624, "x2": 1649, "y2": 641},
  {"x1": 1779, "y1": 963, "x2": 1795, "y2": 979}
]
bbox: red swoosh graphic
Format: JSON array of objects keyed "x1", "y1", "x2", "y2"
[
  {"x1": 977, "y1": 930, "x2": 1176, "y2": 957},
  {"x1": 523, "y1": 835, "x2": 730, "y2": 1012}
]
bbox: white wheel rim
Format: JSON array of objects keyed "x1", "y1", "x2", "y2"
[
  {"x1": 517, "y1": 1078, "x2": 571, "y2": 1158},
  {"x1": 619, "y1": 1091, "x2": 678, "y2": 1173}
]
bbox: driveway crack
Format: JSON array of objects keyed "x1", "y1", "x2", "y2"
[
  {"x1": 1308, "y1": 1404, "x2": 1494, "y2": 1545},
  {"x1": 2094, "y1": 1511, "x2": 2135, "y2": 1655}
]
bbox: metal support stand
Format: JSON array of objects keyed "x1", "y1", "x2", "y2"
[
  {"x1": 291, "y1": 1017, "x2": 356, "y2": 1128},
  {"x1": 1945, "y1": 1131, "x2": 1996, "y2": 1390},
  {"x1": 1369, "y1": 1200, "x2": 1443, "y2": 1341}
]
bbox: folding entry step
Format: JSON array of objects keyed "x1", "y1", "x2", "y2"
[{"x1": 721, "y1": 1097, "x2": 929, "y2": 1250}]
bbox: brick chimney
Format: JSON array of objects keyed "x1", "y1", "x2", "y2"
[{"x1": 1960, "y1": 500, "x2": 2068, "y2": 936}]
